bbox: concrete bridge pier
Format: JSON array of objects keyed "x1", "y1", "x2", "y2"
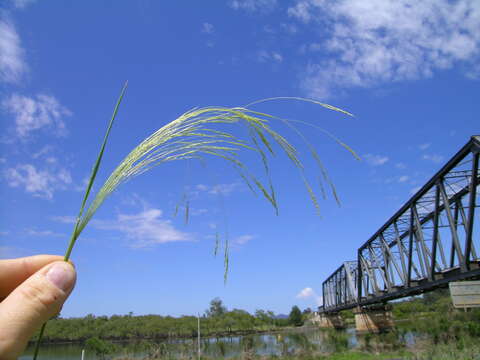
[
  {"x1": 353, "y1": 304, "x2": 394, "y2": 333},
  {"x1": 312, "y1": 312, "x2": 345, "y2": 329}
]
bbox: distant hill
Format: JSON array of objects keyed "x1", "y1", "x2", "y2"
[{"x1": 275, "y1": 314, "x2": 288, "y2": 319}]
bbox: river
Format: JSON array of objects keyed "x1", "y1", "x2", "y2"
[{"x1": 21, "y1": 326, "x2": 418, "y2": 359}]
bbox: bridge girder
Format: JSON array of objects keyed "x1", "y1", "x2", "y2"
[{"x1": 321, "y1": 136, "x2": 480, "y2": 313}]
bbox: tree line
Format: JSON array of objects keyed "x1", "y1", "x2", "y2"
[{"x1": 38, "y1": 298, "x2": 308, "y2": 342}]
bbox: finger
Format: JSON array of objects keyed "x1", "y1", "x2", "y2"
[
  {"x1": 0, "y1": 261, "x2": 76, "y2": 360},
  {"x1": 0, "y1": 255, "x2": 64, "y2": 300}
]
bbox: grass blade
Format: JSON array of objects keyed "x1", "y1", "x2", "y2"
[{"x1": 33, "y1": 81, "x2": 128, "y2": 360}]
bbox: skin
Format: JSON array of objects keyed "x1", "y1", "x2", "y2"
[{"x1": 0, "y1": 255, "x2": 76, "y2": 360}]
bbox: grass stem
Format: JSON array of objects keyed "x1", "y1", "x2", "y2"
[{"x1": 33, "y1": 81, "x2": 128, "y2": 360}]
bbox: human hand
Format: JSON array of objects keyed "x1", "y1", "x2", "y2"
[{"x1": 0, "y1": 255, "x2": 76, "y2": 360}]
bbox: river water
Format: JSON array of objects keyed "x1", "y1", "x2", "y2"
[{"x1": 21, "y1": 326, "x2": 417, "y2": 359}]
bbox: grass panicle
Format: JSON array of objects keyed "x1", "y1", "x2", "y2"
[{"x1": 33, "y1": 85, "x2": 358, "y2": 359}]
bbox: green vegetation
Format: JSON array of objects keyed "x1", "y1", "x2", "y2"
[
  {"x1": 85, "y1": 337, "x2": 117, "y2": 359},
  {"x1": 36, "y1": 298, "x2": 294, "y2": 342},
  {"x1": 32, "y1": 288, "x2": 480, "y2": 360},
  {"x1": 288, "y1": 306, "x2": 304, "y2": 327}
]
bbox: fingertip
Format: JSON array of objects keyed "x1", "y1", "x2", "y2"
[{"x1": 44, "y1": 261, "x2": 77, "y2": 293}]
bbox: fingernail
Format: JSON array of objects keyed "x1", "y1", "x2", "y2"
[{"x1": 46, "y1": 262, "x2": 76, "y2": 292}]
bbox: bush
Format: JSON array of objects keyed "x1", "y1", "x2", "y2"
[{"x1": 85, "y1": 337, "x2": 117, "y2": 359}]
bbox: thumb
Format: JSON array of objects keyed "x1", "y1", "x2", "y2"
[{"x1": 0, "y1": 261, "x2": 76, "y2": 359}]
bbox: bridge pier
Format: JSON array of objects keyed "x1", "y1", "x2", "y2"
[
  {"x1": 353, "y1": 305, "x2": 394, "y2": 333},
  {"x1": 312, "y1": 312, "x2": 345, "y2": 329}
]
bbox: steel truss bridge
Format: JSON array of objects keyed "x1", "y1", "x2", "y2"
[{"x1": 321, "y1": 136, "x2": 480, "y2": 313}]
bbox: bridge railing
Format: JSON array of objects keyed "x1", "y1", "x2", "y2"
[
  {"x1": 321, "y1": 136, "x2": 480, "y2": 313},
  {"x1": 322, "y1": 261, "x2": 358, "y2": 312}
]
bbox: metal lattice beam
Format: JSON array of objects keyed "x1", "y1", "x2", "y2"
[{"x1": 321, "y1": 136, "x2": 480, "y2": 313}]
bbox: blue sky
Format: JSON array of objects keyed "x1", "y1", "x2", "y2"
[{"x1": 0, "y1": 0, "x2": 479, "y2": 317}]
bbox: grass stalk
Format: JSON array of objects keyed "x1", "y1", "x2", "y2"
[
  {"x1": 33, "y1": 81, "x2": 128, "y2": 360},
  {"x1": 32, "y1": 85, "x2": 357, "y2": 358}
]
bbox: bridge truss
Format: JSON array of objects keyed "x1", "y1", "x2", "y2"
[{"x1": 322, "y1": 136, "x2": 480, "y2": 313}]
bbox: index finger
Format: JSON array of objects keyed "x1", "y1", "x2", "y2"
[{"x1": 0, "y1": 255, "x2": 64, "y2": 300}]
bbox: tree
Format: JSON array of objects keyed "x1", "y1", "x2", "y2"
[
  {"x1": 302, "y1": 307, "x2": 312, "y2": 315},
  {"x1": 206, "y1": 297, "x2": 227, "y2": 317},
  {"x1": 288, "y1": 305, "x2": 303, "y2": 326},
  {"x1": 85, "y1": 337, "x2": 116, "y2": 359}
]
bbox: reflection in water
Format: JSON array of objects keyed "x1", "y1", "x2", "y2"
[{"x1": 21, "y1": 326, "x2": 417, "y2": 359}]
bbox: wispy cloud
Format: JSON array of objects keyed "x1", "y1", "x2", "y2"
[
  {"x1": 11, "y1": 0, "x2": 36, "y2": 9},
  {"x1": 395, "y1": 162, "x2": 407, "y2": 170},
  {"x1": 288, "y1": 0, "x2": 480, "y2": 98},
  {"x1": 0, "y1": 245, "x2": 31, "y2": 259},
  {"x1": 257, "y1": 50, "x2": 283, "y2": 63},
  {"x1": 364, "y1": 153, "x2": 389, "y2": 166},
  {"x1": 422, "y1": 154, "x2": 444, "y2": 164},
  {"x1": 26, "y1": 229, "x2": 65, "y2": 237},
  {"x1": 5, "y1": 164, "x2": 72, "y2": 199},
  {"x1": 418, "y1": 143, "x2": 431, "y2": 150},
  {"x1": 92, "y1": 208, "x2": 193, "y2": 248},
  {"x1": 2, "y1": 93, "x2": 71, "y2": 138},
  {"x1": 233, "y1": 234, "x2": 255, "y2": 245},
  {"x1": 51, "y1": 215, "x2": 76, "y2": 224},
  {"x1": 191, "y1": 208, "x2": 208, "y2": 216},
  {"x1": 202, "y1": 22, "x2": 214, "y2": 34},
  {"x1": 296, "y1": 287, "x2": 322, "y2": 306},
  {"x1": 229, "y1": 0, "x2": 277, "y2": 12},
  {"x1": 32, "y1": 145, "x2": 54, "y2": 159},
  {"x1": 280, "y1": 23, "x2": 298, "y2": 34},
  {"x1": 195, "y1": 182, "x2": 241, "y2": 196},
  {"x1": 398, "y1": 175, "x2": 409, "y2": 183},
  {"x1": 0, "y1": 16, "x2": 27, "y2": 84},
  {"x1": 410, "y1": 186, "x2": 422, "y2": 195}
]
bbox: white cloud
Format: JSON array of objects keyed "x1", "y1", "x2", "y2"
[
  {"x1": 398, "y1": 175, "x2": 409, "y2": 183},
  {"x1": 418, "y1": 143, "x2": 431, "y2": 150},
  {"x1": 257, "y1": 50, "x2": 283, "y2": 63},
  {"x1": 272, "y1": 52, "x2": 283, "y2": 62},
  {"x1": 195, "y1": 182, "x2": 241, "y2": 196},
  {"x1": 0, "y1": 157, "x2": 6, "y2": 164},
  {"x1": 209, "y1": 182, "x2": 240, "y2": 195},
  {"x1": 196, "y1": 184, "x2": 208, "y2": 191},
  {"x1": 280, "y1": 23, "x2": 298, "y2": 34},
  {"x1": 2, "y1": 93, "x2": 71, "y2": 138},
  {"x1": 395, "y1": 162, "x2": 407, "y2": 169},
  {"x1": 191, "y1": 208, "x2": 208, "y2": 216},
  {"x1": 26, "y1": 229, "x2": 65, "y2": 237},
  {"x1": 202, "y1": 22, "x2": 214, "y2": 34},
  {"x1": 296, "y1": 287, "x2": 322, "y2": 305},
  {"x1": 0, "y1": 16, "x2": 27, "y2": 83},
  {"x1": 93, "y1": 208, "x2": 192, "y2": 248},
  {"x1": 12, "y1": 0, "x2": 36, "y2": 9},
  {"x1": 0, "y1": 231, "x2": 9, "y2": 236},
  {"x1": 0, "y1": 246, "x2": 30, "y2": 259},
  {"x1": 364, "y1": 153, "x2": 389, "y2": 166},
  {"x1": 410, "y1": 186, "x2": 421, "y2": 194},
  {"x1": 32, "y1": 145, "x2": 54, "y2": 159},
  {"x1": 229, "y1": 0, "x2": 277, "y2": 12},
  {"x1": 287, "y1": 1, "x2": 313, "y2": 22},
  {"x1": 288, "y1": 0, "x2": 480, "y2": 98},
  {"x1": 51, "y1": 215, "x2": 76, "y2": 224},
  {"x1": 233, "y1": 234, "x2": 255, "y2": 245},
  {"x1": 296, "y1": 287, "x2": 315, "y2": 298},
  {"x1": 422, "y1": 154, "x2": 444, "y2": 163},
  {"x1": 5, "y1": 163, "x2": 71, "y2": 199}
]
